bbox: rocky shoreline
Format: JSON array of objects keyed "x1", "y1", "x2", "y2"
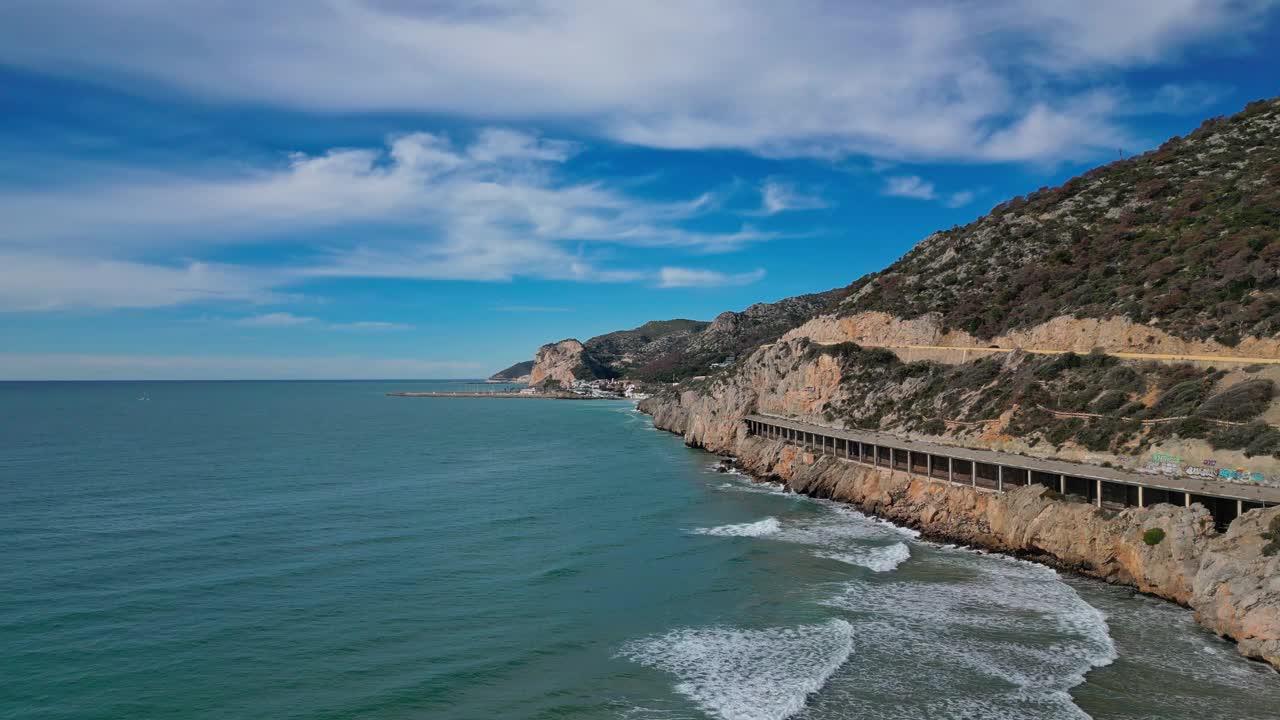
[{"x1": 639, "y1": 396, "x2": 1280, "y2": 673}]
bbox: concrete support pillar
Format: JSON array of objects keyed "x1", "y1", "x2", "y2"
[
  {"x1": 907, "y1": 450, "x2": 913, "y2": 476},
  {"x1": 927, "y1": 454, "x2": 933, "y2": 482},
  {"x1": 1059, "y1": 474, "x2": 1066, "y2": 494},
  {"x1": 1238, "y1": 499, "x2": 1244, "y2": 517},
  {"x1": 997, "y1": 465, "x2": 1004, "y2": 492},
  {"x1": 874, "y1": 445, "x2": 879, "y2": 466},
  {"x1": 1096, "y1": 479, "x2": 1103, "y2": 508},
  {"x1": 859, "y1": 443, "x2": 864, "y2": 463},
  {"x1": 1185, "y1": 493, "x2": 1191, "y2": 508},
  {"x1": 1137, "y1": 485, "x2": 1145, "y2": 508},
  {"x1": 948, "y1": 457, "x2": 954, "y2": 483},
  {"x1": 971, "y1": 463, "x2": 977, "y2": 487}
]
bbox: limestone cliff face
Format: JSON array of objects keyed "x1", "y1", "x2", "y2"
[
  {"x1": 529, "y1": 339, "x2": 591, "y2": 387},
  {"x1": 785, "y1": 311, "x2": 1280, "y2": 360},
  {"x1": 638, "y1": 342, "x2": 1280, "y2": 670},
  {"x1": 649, "y1": 333, "x2": 1280, "y2": 485}
]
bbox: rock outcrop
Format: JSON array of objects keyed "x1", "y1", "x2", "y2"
[
  {"x1": 786, "y1": 311, "x2": 1280, "y2": 361},
  {"x1": 529, "y1": 339, "x2": 607, "y2": 387}
]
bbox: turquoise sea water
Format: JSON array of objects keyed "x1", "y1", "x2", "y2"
[{"x1": 3, "y1": 381, "x2": 1278, "y2": 720}]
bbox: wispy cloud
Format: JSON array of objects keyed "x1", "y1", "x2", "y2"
[
  {"x1": 0, "y1": 253, "x2": 282, "y2": 311},
  {"x1": 944, "y1": 190, "x2": 976, "y2": 209},
  {"x1": 0, "y1": 130, "x2": 771, "y2": 310},
  {"x1": 234, "y1": 313, "x2": 411, "y2": 331},
  {"x1": 883, "y1": 176, "x2": 976, "y2": 208},
  {"x1": 657, "y1": 267, "x2": 766, "y2": 288},
  {"x1": 758, "y1": 181, "x2": 826, "y2": 215},
  {"x1": 235, "y1": 312, "x2": 316, "y2": 328},
  {"x1": 0, "y1": 2, "x2": 1269, "y2": 162},
  {"x1": 496, "y1": 305, "x2": 573, "y2": 313},
  {"x1": 0, "y1": 353, "x2": 477, "y2": 380},
  {"x1": 331, "y1": 321, "x2": 413, "y2": 332},
  {"x1": 883, "y1": 175, "x2": 938, "y2": 200}
]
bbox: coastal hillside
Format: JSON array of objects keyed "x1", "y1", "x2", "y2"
[
  {"x1": 526, "y1": 290, "x2": 844, "y2": 385},
  {"x1": 531, "y1": 96, "x2": 1280, "y2": 481},
  {"x1": 629, "y1": 289, "x2": 846, "y2": 381},
  {"x1": 584, "y1": 319, "x2": 710, "y2": 377},
  {"x1": 795, "y1": 97, "x2": 1280, "y2": 357},
  {"x1": 488, "y1": 360, "x2": 534, "y2": 382}
]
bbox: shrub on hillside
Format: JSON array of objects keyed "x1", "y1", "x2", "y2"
[
  {"x1": 919, "y1": 418, "x2": 947, "y2": 435},
  {"x1": 1208, "y1": 421, "x2": 1280, "y2": 458},
  {"x1": 1143, "y1": 528, "x2": 1166, "y2": 546},
  {"x1": 1263, "y1": 515, "x2": 1280, "y2": 557},
  {"x1": 1195, "y1": 379, "x2": 1276, "y2": 422}
]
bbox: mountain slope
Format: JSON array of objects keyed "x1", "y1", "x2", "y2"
[
  {"x1": 583, "y1": 319, "x2": 710, "y2": 376},
  {"x1": 629, "y1": 289, "x2": 846, "y2": 380},
  {"x1": 636, "y1": 96, "x2": 1280, "y2": 474},
  {"x1": 837, "y1": 98, "x2": 1280, "y2": 347},
  {"x1": 488, "y1": 360, "x2": 534, "y2": 382},
  {"x1": 525, "y1": 290, "x2": 847, "y2": 385}
]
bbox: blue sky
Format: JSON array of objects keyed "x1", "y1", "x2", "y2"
[{"x1": 1, "y1": 1, "x2": 1278, "y2": 379}]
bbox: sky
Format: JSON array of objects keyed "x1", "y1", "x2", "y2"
[{"x1": 1, "y1": 1, "x2": 1278, "y2": 379}]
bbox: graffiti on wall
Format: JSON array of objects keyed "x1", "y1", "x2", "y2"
[{"x1": 1135, "y1": 452, "x2": 1266, "y2": 484}]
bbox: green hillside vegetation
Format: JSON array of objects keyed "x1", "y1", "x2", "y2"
[
  {"x1": 840, "y1": 98, "x2": 1280, "y2": 345},
  {"x1": 488, "y1": 360, "x2": 534, "y2": 381},
  {"x1": 800, "y1": 342, "x2": 1280, "y2": 460},
  {"x1": 630, "y1": 289, "x2": 847, "y2": 381}
]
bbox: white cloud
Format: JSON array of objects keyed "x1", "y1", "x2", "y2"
[
  {"x1": 0, "y1": 253, "x2": 281, "y2": 311},
  {"x1": 0, "y1": 353, "x2": 480, "y2": 380},
  {"x1": 759, "y1": 181, "x2": 826, "y2": 215},
  {"x1": 944, "y1": 190, "x2": 976, "y2": 208},
  {"x1": 0, "y1": 1, "x2": 1269, "y2": 161},
  {"x1": 883, "y1": 175, "x2": 937, "y2": 200},
  {"x1": 0, "y1": 130, "x2": 766, "y2": 309},
  {"x1": 657, "y1": 267, "x2": 766, "y2": 288},
  {"x1": 883, "y1": 176, "x2": 976, "y2": 207}
]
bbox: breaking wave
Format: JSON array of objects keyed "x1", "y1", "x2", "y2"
[
  {"x1": 818, "y1": 550, "x2": 1117, "y2": 719},
  {"x1": 814, "y1": 542, "x2": 911, "y2": 572},
  {"x1": 692, "y1": 517, "x2": 782, "y2": 537},
  {"x1": 618, "y1": 619, "x2": 855, "y2": 720}
]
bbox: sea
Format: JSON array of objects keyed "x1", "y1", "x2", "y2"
[{"x1": 3, "y1": 380, "x2": 1278, "y2": 720}]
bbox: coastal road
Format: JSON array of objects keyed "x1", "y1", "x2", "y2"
[{"x1": 815, "y1": 342, "x2": 1280, "y2": 366}]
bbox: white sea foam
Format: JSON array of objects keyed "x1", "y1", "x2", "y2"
[
  {"x1": 818, "y1": 548, "x2": 1117, "y2": 719},
  {"x1": 692, "y1": 517, "x2": 782, "y2": 537},
  {"x1": 715, "y1": 479, "x2": 792, "y2": 497},
  {"x1": 814, "y1": 542, "x2": 911, "y2": 572},
  {"x1": 618, "y1": 619, "x2": 854, "y2": 720}
]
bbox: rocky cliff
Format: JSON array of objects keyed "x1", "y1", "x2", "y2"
[
  {"x1": 528, "y1": 339, "x2": 609, "y2": 387},
  {"x1": 638, "y1": 355, "x2": 1280, "y2": 670},
  {"x1": 786, "y1": 311, "x2": 1280, "y2": 360}
]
